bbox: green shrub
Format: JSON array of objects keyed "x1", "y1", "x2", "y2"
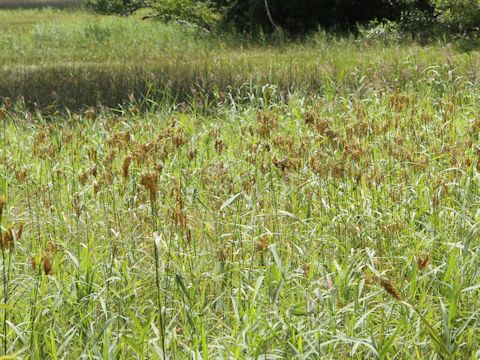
[
  {"x1": 431, "y1": 0, "x2": 480, "y2": 30},
  {"x1": 358, "y1": 20, "x2": 402, "y2": 44},
  {"x1": 85, "y1": 0, "x2": 219, "y2": 29},
  {"x1": 149, "y1": 0, "x2": 220, "y2": 30},
  {"x1": 84, "y1": 0, "x2": 145, "y2": 15}
]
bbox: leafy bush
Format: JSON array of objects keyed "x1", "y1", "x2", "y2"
[
  {"x1": 84, "y1": 0, "x2": 145, "y2": 15},
  {"x1": 85, "y1": 0, "x2": 219, "y2": 30},
  {"x1": 430, "y1": 0, "x2": 480, "y2": 31},
  {"x1": 358, "y1": 20, "x2": 402, "y2": 44},
  {"x1": 149, "y1": 0, "x2": 220, "y2": 30}
]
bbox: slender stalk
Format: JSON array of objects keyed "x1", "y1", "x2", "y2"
[
  {"x1": 150, "y1": 196, "x2": 165, "y2": 359},
  {"x1": 1, "y1": 246, "x2": 7, "y2": 355}
]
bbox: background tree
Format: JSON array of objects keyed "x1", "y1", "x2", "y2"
[
  {"x1": 223, "y1": 0, "x2": 429, "y2": 33},
  {"x1": 430, "y1": 0, "x2": 480, "y2": 31}
]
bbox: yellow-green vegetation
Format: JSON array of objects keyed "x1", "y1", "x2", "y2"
[
  {"x1": 2, "y1": 82, "x2": 480, "y2": 358},
  {"x1": 1, "y1": 8, "x2": 480, "y2": 360}
]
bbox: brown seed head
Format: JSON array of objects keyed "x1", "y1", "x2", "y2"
[
  {"x1": 42, "y1": 253, "x2": 53, "y2": 275},
  {"x1": 15, "y1": 170, "x2": 28, "y2": 183},
  {"x1": 46, "y1": 242, "x2": 57, "y2": 254},
  {"x1": 88, "y1": 148, "x2": 97, "y2": 162},
  {"x1": 103, "y1": 151, "x2": 117, "y2": 168},
  {"x1": 316, "y1": 119, "x2": 330, "y2": 135},
  {"x1": 304, "y1": 112, "x2": 316, "y2": 125},
  {"x1": 215, "y1": 139, "x2": 226, "y2": 154},
  {"x1": 417, "y1": 255, "x2": 430, "y2": 270},
  {"x1": 303, "y1": 263, "x2": 311, "y2": 277},
  {"x1": 122, "y1": 155, "x2": 133, "y2": 178},
  {"x1": 256, "y1": 112, "x2": 279, "y2": 138},
  {"x1": 63, "y1": 131, "x2": 73, "y2": 144},
  {"x1": 78, "y1": 171, "x2": 89, "y2": 186},
  {"x1": 133, "y1": 148, "x2": 146, "y2": 165},
  {"x1": 143, "y1": 141, "x2": 155, "y2": 154},
  {"x1": 16, "y1": 222, "x2": 24, "y2": 242},
  {"x1": 1, "y1": 223, "x2": 21, "y2": 253},
  {"x1": 1, "y1": 229, "x2": 13, "y2": 252},
  {"x1": 187, "y1": 147, "x2": 197, "y2": 160},
  {"x1": 73, "y1": 194, "x2": 83, "y2": 217},
  {"x1": 0, "y1": 106, "x2": 6, "y2": 119},
  {"x1": 155, "y1": 163, "x2": 164, "y2": 174},
  {"x1": 84, "y1": 108, "x2": 96, "y2": 121},
  {"x1": 31, "y1": 256, "x2": 37, "y2": 272},
  {"x1": 172, "y1": 180, "x2": 186, "y2": 228},
  {"x1": 217, "y1": 249, "x2": 228, "y2": 262},
  {"x1": 46, "y1": 143, "x2": 56, "y2": 158},
  {"x1": 273, "y1": 157, "x2": 289, "y2": 172},
  {"x1": 256, "y1": 234, "x2": 270, "y2": 252},
  {"x1": 90, "y1": 164, "x2": 98, "y2": 178},
  {"x1": 103, "y1": 171, "x2": 113, "y2": 186},
  {"x1": 0, "y1": 197, "x2": 4, "y2": 221},
  {"x1": 173, "y1": 130, "x2": 186, "y2": 148},
  {"x1": 123, "y1": 131, "x2": 131, "y2": 144},
  {"x1": 140, "y1": 172, "x2": 159, "y2": 201},
  {"x1": 379, "y1": 277, "x2": 402, "y2": 300},
  {"x1": 93, "y1": 180, "x2": 100, "y2": 196}
]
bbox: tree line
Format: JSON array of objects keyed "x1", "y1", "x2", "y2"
[{"x1": 86, "y1": 0, "x2": 480, "y2": 35}]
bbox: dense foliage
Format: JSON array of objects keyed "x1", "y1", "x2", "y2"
[
  {"x1": 431, "y1": 0, "x2": 480, "y2": 30},
  {"x1": 148, "y1": 0, "x2": 219, "y2": 29},
  {"x1": 83, "y1": 0, "x2": 480, "y2": 35},
  {"x1": 223, "y1": 0, "x2": 430, "y2": 33},
  {"x1": 85, "y1": 0, "x2": 146, "y2": 15}
]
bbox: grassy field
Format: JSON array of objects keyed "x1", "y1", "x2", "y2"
[
  {"x1": 1, "y1": 7, "x2": 480, "y2": 360},
  {"x1": 2, "y1": 9, "x2": 480, "y2": 110},
  {"x1": 0, "y1": 0, "x2": 80, "y2": 9},
  {"x1": 0, "y1": 2, "x2": 80, "y2": 9}
]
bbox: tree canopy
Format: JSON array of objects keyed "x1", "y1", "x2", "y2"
[{"x1": 85, "y1": 0, "x2": 480, "y2": 35}]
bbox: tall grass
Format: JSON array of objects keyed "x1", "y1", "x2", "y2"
[{"x1": 1, "y1": 78, "x2": 480, "y2": 357}]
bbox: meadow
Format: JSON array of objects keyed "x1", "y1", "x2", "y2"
[
  {"x1": 1, "y1": 7, "x2": 480, "y2": 360},
  {"x1": 0, "y1": 0, "x2": 80, "y2": 9},
  {"x1": 2, "y1": 8, "x2": 480, "y2": 110}
]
